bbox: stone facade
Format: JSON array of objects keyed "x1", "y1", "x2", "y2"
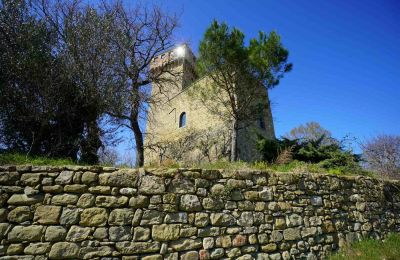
[
  {"x1": 144, "y1": 45, "x2": 275, "y2": 165},
  {"x1": 1, "y1": 165, "x2": 400, "y2": 259}
]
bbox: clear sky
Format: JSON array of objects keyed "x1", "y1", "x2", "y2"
[{"x1": 116, "y1": 0, "x2": 400, "y2": 163}]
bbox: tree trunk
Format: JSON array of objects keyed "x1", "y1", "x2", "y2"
[
  {"x1": 131, "y1": 119, "x2": 144, "y2": 167},
  {"x1": 231, "y1": 118, "x2": 238, "y2": 162}
]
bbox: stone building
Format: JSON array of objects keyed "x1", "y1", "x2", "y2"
[{"x1": 144, "y1": 45, "x2": 275, "y2": 165}]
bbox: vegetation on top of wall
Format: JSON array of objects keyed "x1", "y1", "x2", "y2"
[
  {"x1": 256, "y1": 122, "x2": 367, "y2": 176},
  {"x1": 329, "y1": 233, "x2": 400, "y2": 260},
  {"x1": 0, "y1": 153, "x2": 80, "y2": 166}
]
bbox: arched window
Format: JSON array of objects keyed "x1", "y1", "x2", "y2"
[{"x1": 179, "y1": 112, "x2": 186, "y2": 128}]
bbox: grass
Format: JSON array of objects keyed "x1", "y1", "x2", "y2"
[
  {"x1": 0, "y1": 152, "x2": 79, "y2": 166},
  {"x1": 329, "y1": 233, "x2": 400, "y2": 260},
  {"x1": 195, "y1": 159, "x2": 373, "y2": 177}
]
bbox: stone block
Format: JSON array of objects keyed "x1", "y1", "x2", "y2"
[
  {"x1": 152, "y1": 224, "x2": 180, "y2": 241},
  {"x1": 7, "y1": 206, "x2": 32, "y2": 223},
  {"x1": 80, "y1": 208, "x2": 108, "y2": 226},
  {"x1": 34, "y1": 205, "x2": 61, "y2": 224},
  {"x1": 49, "y1": 242, "x2": 80, "y2": 259}
]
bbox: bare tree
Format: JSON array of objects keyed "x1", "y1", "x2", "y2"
[
  {"x1": 99, "y1": 1, "x2": 180, "y2": 167},
  {"x1": 362, "y1": 134, "x2": 400, "y2": 179},
  {"x1": 285, "y1": 121, "x2": 338, "y2": 146}
]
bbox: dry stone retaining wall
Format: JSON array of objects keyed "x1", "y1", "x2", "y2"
[{"x1": 0, "y1": 165, "x2": 400, "y2": 260}]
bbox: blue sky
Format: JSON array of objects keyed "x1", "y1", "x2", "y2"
[{"x1": 116, "y1": 0, "x2": 400, "y2": 163}]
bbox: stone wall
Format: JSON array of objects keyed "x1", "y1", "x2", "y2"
[{"x1": 0, "y1": 165, "x2": 400, "y2": 260}]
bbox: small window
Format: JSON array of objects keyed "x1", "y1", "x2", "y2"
[{"x1": 179, "y1": 112, "x2": 186, "y2": 128}]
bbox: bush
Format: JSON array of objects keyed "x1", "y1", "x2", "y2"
[{"x1": 256, "y1": 134, "x2": 364, "y2": 175}]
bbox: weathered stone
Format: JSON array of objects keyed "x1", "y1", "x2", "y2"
[
  {"x1": 81, "y1": 171, "x2": 98, "y2": 185},
  {"x1": 270, "y1": 231, "x2": 283, "y2": 242},
  {"x1": 259, "y1": 188, "x2": 273, "y2": 201},
  {"x1": 168, "y1": 178, "x2": 195, "y2": 193},
  {"x1": 99, "y1": 169, "x2": 138, "y2": 187},
  {"x1": 286, "y1": 214, "x2": 303, "y2": 227},
  {"x1": 210, "y1": 248, "x2": 225, "y2": 259},
  {"x1": 7, "y1": 206, "x2": 32, "y2": 223},
  {"x1": 20, "y1": 173, "x2": 42, "y2": 186},
  {"x1": 210, "y1": 184, "x2": 226, "y2": 196},
  {"x1": 202, "y1": 198, "x2": 224, "y2": 210},
  {"x1": 133, "y1": 226, "x2": 151, "y2": 241},
  {"x1": 129, "y1": 195, "x2": 150, "y2": 208},
  {"x1": 45, "y1": 226, "x2": 67, "y2": 242},
  {"x1": 139, "y1": 175, "x2": 165, "y2": 194},
  {"x1": 8, "y1": 225, "x2": 44, "y2": 242},
  {"x1": 262, "y1": 243, "x2": 277, "y2": 253},
  {"x1": 244, "y1": 191, "x2": 259, "y2": 201},
  {"x1": 210, "y1": 213, "x2": 235, "y2": 226},
  {"x1": 198, "y1": 227, "x2": 220, "y2": 237},
  {"x1": 7, "y1": 194, "x2": 44, "y2": 205},
  {"x1": 226, "y1": 179, "x2": 246, "y2": 189},
  {"x1": 274, "y1": 218, "x2": 286, "y2": 230},
  {"x1": 140, "y1": 210, "x2": 164, "y2": 225},
  {"x1": 59, "y1": 208, "x2": 80, "y2": 225},
  {"x1": 76, "y1": 193, "x2": 95, "y2": 208},
  {"x1": 42, "y1": 185, "x2": 63, "y2": 193},
  {"x1": 79, "y1": 245, "x2": 113, "y2": 259},
  {"x1": 142, "y1": 255, "x2": 163, "y2": 260},
  {"x1": 180, "y1": 227, "x2": 197, "y2": 237},
  {"x1": 233, "y1": 234, "x2": 247, "y2": 247},
  {"x1": 52, "y1": 194, "x2": 79, "y2": 205},
  {"x1": 0, "y1": 171, "x2": 19, "y2": 185},
  {"x1": 95, "y1": 196, "x2": 128, "y2": 207},
  {"x1": 93, "y1": 227, "x2": 108, "y2": 240},
  {"x1": 170, "y1": 238, "x2": 202, "y2": 251},
  {"x1": 0, "y1": 208, "x2": 7, "y2": 222},
  {"x1": 24, "y1": 242, "x2": 51, "y2": 255},
  {"x1": 0, "y1": 223, "x2": 11, "y2": 239},
  {"x1": 180, "y1": 194, "x2": 202, "y2": 211},
  {"x1": 195, "y1": 212, "x2": 209, "y2": 227},
  {"x1": 215, "y1": 236, "x2": 232, "y2": 248},
  {"x1": 152, "y1": 224, "x2": 180, "y2": 241},
  {"x1": 311, "y1": 196, "x2": 323, "y2": 206},
  {"x1": 34, "y1": 205, "x2": 61, "y2": 224},
  {"x1": 238, "y1": 211, "x2": 254, "y2": 227},
  {"x1": 283, "y1": 228, "x2": 301, "y2": 241},
  {"x1": 301, "y1": 227, "x2": 317, "y2": 238},
  {"x1": 109, "y1": 208, "x2": 134, "y2": 225},
  {"x1": 64, "y1": 184, "x2": 87, "y2": 193},
  {"x1": 109, "y1": 226, "x2": 132, "y2": 241},
  {"x1": 7, "y1": 243, "x2": 25, "y2": 255},
  {"x1": 88, "y1": 186, "x2": 111, "y2": 194},
  {"x1": 77, "y1": 207, "x2": 107, "y2": 227},
  {"x1": 24, "y1": 186, "x2": 39, "y2": 196},
  {"x1": 115, "y1": 242, "x2": 160, "y2": 254},
  {"x1": 55, "y1": 171, "x2": 74, "y2": 185},
  {"x1": 203, "y1": 237, "x2": 214, "y2": 249},
  {"x1": 181, "y1": 251, "x2": 199, "y2": 260},
  {"x1": 49, "y1": 242, "x2": 80, "y2": 259},
  {"x1": 226, "y1": 247, "x2": 241, "y2": 257},
  {"x1": 165, "y1": 212, "x2": 188, "y2": 224},
  {"x1": 66, "y1": 225, "x2": 91, "y2": 242}
]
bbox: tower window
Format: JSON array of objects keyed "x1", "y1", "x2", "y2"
[{"x1": 179, "y1": 112, "x2": 186, "y2": 128}]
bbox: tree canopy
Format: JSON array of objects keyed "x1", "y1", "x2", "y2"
[{"x1": 195, "y1": 20, "x2": 292, "y2": 161}]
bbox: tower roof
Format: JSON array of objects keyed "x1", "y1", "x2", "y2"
[{"x1": 150, "y1": 44, "x2": 196, "y2": 70}]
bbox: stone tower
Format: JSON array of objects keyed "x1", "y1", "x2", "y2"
[{"x1": 144, "y1": 45, "x2": 275, "y2": 165}]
